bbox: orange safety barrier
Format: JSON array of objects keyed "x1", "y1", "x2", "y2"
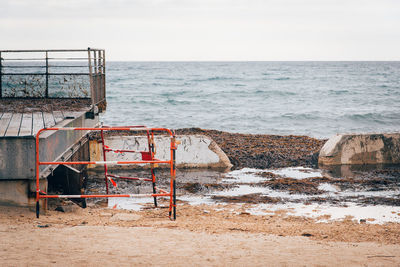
[{"x1": 35, "y1": 126, "x2": 178, "y2": 220}]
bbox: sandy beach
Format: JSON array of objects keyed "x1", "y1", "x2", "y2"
[{"x1": 1, "y1": 203, "x2": 400, "y2": 266}]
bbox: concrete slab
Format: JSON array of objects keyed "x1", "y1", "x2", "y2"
[
  {"x1": 89, "y1": 135, "x2": 232, "y2": 170},
  {"x1": 319, "y1": 133, "x2": 400, "y2": 166}
]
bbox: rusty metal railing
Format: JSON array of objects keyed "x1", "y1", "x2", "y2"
[{"x1": 0, "y1": 48, "x2": 105, "y2": 106}]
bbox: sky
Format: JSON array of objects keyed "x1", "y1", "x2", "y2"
[{"x1": 1, "y1": 0, "x2": 399, "y2": 61}]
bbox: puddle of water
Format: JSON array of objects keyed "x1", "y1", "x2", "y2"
[
  {"x1": 270, "y1": 167, "x2": 323, "y2": 179},
  {"x1": 214, "y1": 185, "x2": 267, "y2": 196},
  {"x1": 222, "y1": 168, "x2": 267, "y2": 183},
  {"x1": 222, "y1": 167, "x2": 323, "y2": 183}
]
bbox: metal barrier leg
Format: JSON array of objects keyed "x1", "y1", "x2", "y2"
[
  {"x1": 173, "y1": 180, "x2": 176, "y2": 220},
  {"x1": 36, "y1": 201, "x2": 40, "y2": 218},
  {"x1": 151, "y1": 169, "x2": 158, "y2": 207},
  {"x1": 100, "y1": 129, "x2": 109, "y2": 194},
  {"x1": 147, "y1": 130, "x2": 158, "y2": 208}
]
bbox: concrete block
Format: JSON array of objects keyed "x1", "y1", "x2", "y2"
[
  {"x1": 0, "y1": 179, "x2": 47, "y2": 207},
  {"x1": 319, "y1": 133, "x2": 400, "y2": 166},
  {"x1": 89, "y1": 135, "x2": 232, "y2": 170}
]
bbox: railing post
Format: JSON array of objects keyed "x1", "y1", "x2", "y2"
[
  {"x1": 102, "y1": 50, "x2": 106, "y2": 102},
  {"x1": 88, "y1": 48, "x2": 95, "y2": 105},
  {"x1": 45, "y1": 51, "x2": 48, "y2": 98},
  {"x1": 0, "y1": 51, "x2": 2, "y2": 98}
]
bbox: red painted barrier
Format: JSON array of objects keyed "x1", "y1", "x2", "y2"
[{"x1": 35, "y1": 126, "x2": 177, "y2": 220}]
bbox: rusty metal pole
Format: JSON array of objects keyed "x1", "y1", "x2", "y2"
[
  {"x1": 0, "y1": 52, "x2": 3, "y2": 98},
  {"x1": 87, "y1": 48, "x2": 95, "y2": 106},
  {"x1": 102, "y1": 50, "x2": 106, "y2": 101},
  {"x1": 0, "y1": 51, "x2": 3, "y2": 98},
  {"x1": 45, "y1": 51, "x2": 48, "y2": 98}
]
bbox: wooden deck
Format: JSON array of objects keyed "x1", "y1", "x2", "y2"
[{"x1": 0, "y1": 110, "x2": 86, "y2": 137}]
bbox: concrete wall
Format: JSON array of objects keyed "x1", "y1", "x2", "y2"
[
  {"x1": 319, "y1": 133, "x2": 400, "y2": 166},
  {"x1": 89, "y1": 135, "x2": 232, "y2": 170},
  {"x1": 0, "y1": 111, "x2": 98, "y2": 180},
  {"x1": 0, "y1": 111, "x2": 98, "y2": 207}
]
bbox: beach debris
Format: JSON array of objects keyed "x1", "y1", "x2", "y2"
[{"x1": 37, "y1": 224, "x2": 50, "y2": 228}]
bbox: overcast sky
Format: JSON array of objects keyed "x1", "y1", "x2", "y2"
[{"x1": 1, "y1": 0, "x2": 399, "y2": 61}]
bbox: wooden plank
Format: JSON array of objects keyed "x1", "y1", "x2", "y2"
[
  {"x1": 42, "y1": 112, "x2": 56, "y2": 128},
  {"x1": 19, "y1": 112, "x2": 33, "y2": 136},
  {"x1": 0, "y1": 113, "x2": 13, "y2": 136},
  {"x1": 4, "y1": 113, "x2": 23, "y2": 136},
  {"x1": 53, "y1": 110, "x2": 64, "y2": 124},
  {"x1": 32, "y1": 112, "x2": 44, "y2": 135},
  {"x1": 43, "y1": 112, "x2": 56, "y2": 128}
]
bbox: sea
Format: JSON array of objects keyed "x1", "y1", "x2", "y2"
[{"x1": 102, "y1": 61, "x2": 400, "y2": 139}]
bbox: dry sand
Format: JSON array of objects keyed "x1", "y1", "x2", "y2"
[{"x1": 1, "y1": 204, "x2": 399, "y2": 266}]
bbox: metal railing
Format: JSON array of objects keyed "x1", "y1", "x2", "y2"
[{"x1": 0, "y1": 48, "x2": 105, "y2": 105}]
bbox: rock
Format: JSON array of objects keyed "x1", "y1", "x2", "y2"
[
  {"x1": 319, "y1": 133, "x2": 400, "y2": 166},
  {"x1": 301, "y1": 232, "x2": 313, "y2": 237}
]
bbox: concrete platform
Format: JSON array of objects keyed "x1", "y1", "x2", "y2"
[{"x1": 0, "y1": 107, "x2": 99, "y2": 206}]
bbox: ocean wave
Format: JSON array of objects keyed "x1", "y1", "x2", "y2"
[
  {"x1": 328, "y1": 89, "x2": 350, "y2": 95},
  {"x1": 165, "y1": 99, "x2": 191, "y2": 105},
  {"x1": 340, "y1": 113, "x2": 398, "y2": 124},
  {"x1": 280, "y1": 112, "x2": 321, "y2": 120},
  {"x1": 155, "y1": 76, "x2": 184, "y2": 81},
  {"x1": 191, "y1": 76, "x2": 234, "y2": 82},
  {"x1": 274, "y1": 77, "x2": 290, "y2": 81},
  {"x1": 254, "y1": 89, "x2": 296, "y2": 96}
]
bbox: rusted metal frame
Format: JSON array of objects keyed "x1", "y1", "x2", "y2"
[
  {"x1": 101, "y1": 50, "x2": 106, "y2": 101},
  {"x1": 0, "y1": 51, "x2": 2, "y2": 98},
  {"x1": 0, "y1": 49, "x2": 104, "y2": 53},
  {"x1": 100, "y1": 129, "x2": 110, "y2": 194},
  {"x1": 47, "y1": 65, "x2": 88, "y2": 68},
  {"x1": 87, "y1": 48, "x2": 95, "y2": 106},
  {"x1": 2, "y1": 73, "x2": 91, "y2": 75},
  {"x1": 97, "y1": 50, "x2": 102, "y2": 104},
  {"x1": 45, "y1": 52, "x2": 49, "y2": 98},
  {"x1": 0, "y1": 96, "x2": 91, "y2": 100},
  {"x1": 40, "y1": 193, "x2": 170, "y2": 198},
  {"x1": 1, "y1": 65, "x2": 46, "y2": 68},
  {"x1": 40, "y1": 160, "x2": 171, "y2": 165}
]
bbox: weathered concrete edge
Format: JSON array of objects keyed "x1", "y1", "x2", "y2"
[
  {"x1": 318, "y1": 133, "x2": 400, "y2": 166},
  {"x1": 88, "y1": 135, "x2": 233, "y2": 170}
]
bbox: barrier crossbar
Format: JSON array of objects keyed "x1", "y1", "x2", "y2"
[{"x1": 35, "y1": 126, "x2": 177, "y2": 220}]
